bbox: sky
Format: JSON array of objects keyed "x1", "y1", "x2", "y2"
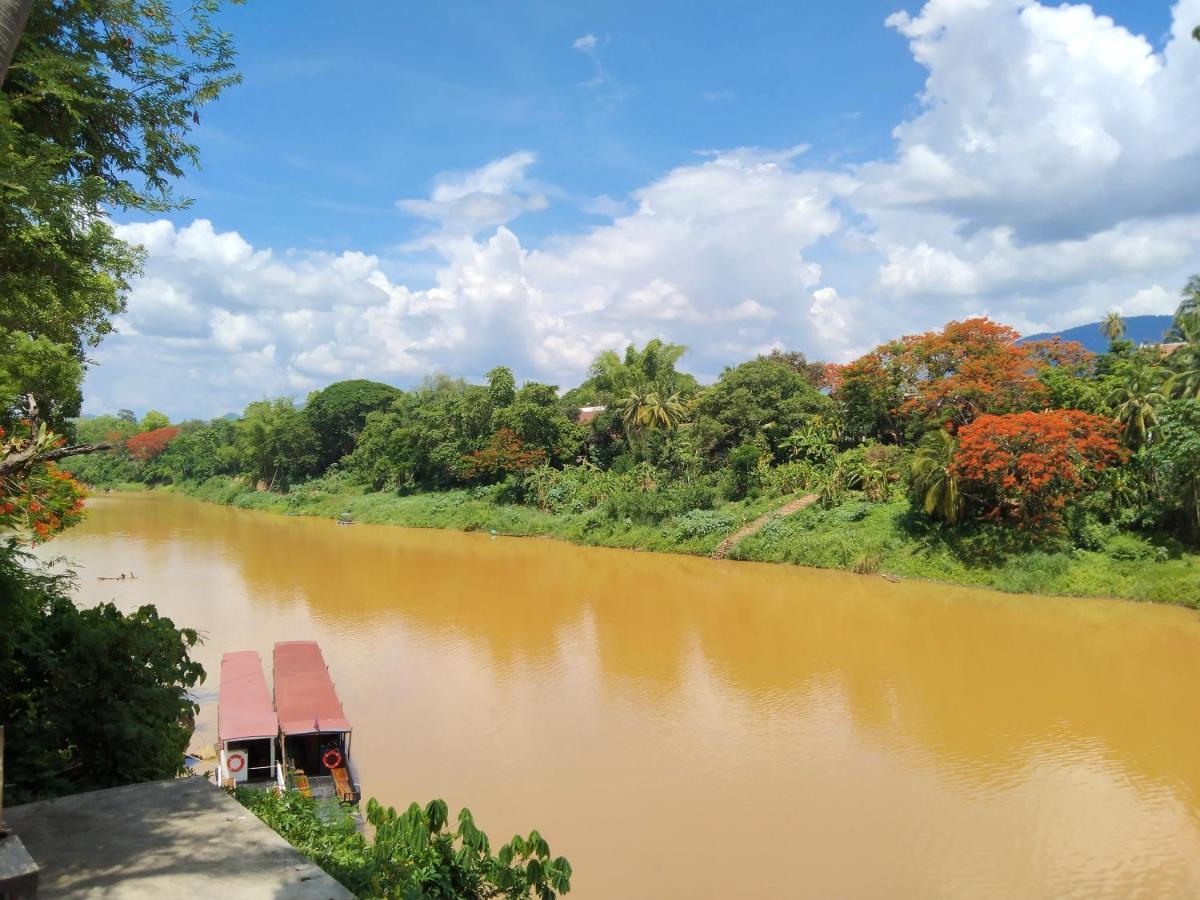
[{"x1": 87, "y1": 0, "x2": 1200, "y2": 418}]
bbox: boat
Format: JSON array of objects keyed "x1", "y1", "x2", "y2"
[
  {"x1": 273, "y1": 641, "x2": 361, "y2": 804},
  {"x1": 215, "y1": 651, "x2": 283, "y2": 791}
]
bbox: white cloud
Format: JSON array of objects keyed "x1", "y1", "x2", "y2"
[
  {"x1": 84, "y1": 0, "x2": 1200, "y2": 417},
  {"x1": 396, "y1": 151, "x2": 548, "y2": 236}
]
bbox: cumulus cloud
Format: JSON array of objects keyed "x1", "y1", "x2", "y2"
[{"x1": 83, "y1": 0, "x2": 1200, "y2": 416}]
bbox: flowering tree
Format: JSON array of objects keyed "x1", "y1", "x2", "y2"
[
  {"x1": 125, "y1": 425, "x2": 181, "y2": 461},
  {"x1": 835, "y1": 318, "x2": 1051, "y2": 441},
  {"x1": 952, "y1": 410, "x2": 1124, "y2": 531},
  {"x1": 1, "y1": 418, "x2": 91, "y2": 542},
  {"x1": 462, "y1": 428, "x2": 546, "y2": 481}
]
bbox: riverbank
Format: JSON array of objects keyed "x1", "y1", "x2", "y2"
[{"x1": 128, "y1": 475, "x2": 1200, "y2": 606}]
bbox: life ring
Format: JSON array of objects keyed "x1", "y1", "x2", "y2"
[
  {"x1": 322, "y1": 748, "x2": 343, "y2": 770},
  {"x1": 228, "y1": 753, "x2": 246, "y2": 773}
]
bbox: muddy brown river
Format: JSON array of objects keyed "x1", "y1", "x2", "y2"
[{"x1": 35, "y1": 492, "x2": 1200, "y2": 898}]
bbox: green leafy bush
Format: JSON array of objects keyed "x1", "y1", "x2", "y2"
[
  {"x1": 672, "y1": 509, "x2": 735, "y2": 539},
  {"x1": 237, "y1": 789, "x2": 571, "y2": 899}
]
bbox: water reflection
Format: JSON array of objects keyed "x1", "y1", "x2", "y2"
[{"x1": 38, "y1": 493, "x2": 1200, "y2": 899}]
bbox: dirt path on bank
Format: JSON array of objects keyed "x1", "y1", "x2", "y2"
[{"x1": 711, "y1": 492, "x2": 820, "y2": 560}]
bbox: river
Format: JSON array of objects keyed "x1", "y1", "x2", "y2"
[{"x1": 34, "y1": 492, "x2": 1200, "y2": 898}]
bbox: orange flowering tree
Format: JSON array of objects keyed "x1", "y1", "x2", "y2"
[
  {"x1": 952, "y1": 410, "x2": 1124, "y2": 531},
  {"x1": 0, "y1": 422, "x2": 89, "y2": 542},
  {"x1": 125, "y1": 425, "x2": 181, "y2": 461},
  {"x1": 462, "y1": 428, "x2": 547, "y2": 482},
  {"x1": 835, "y1": 317, "x2": 1051, "y2": 442}
]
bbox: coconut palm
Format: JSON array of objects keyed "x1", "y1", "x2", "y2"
[
  {"x1": 1105, "y1": 356, "x2": 1166, "y2": 448},
  {"x1": 1166, "y1": 308, "x2": 1200, "y2": 400},
  {"x1": 616, "y1": 387, "x2": 689, "y2": 432},
  {"x1": 1166, "y1": 274, "x2": 1200, "y2": 341},
  {"x1": 910, "y1": 428, "x2": 963, "y2": 524},
  {"x1": 1100, "y1": 311, "x2": 1126, "y2": 344}
]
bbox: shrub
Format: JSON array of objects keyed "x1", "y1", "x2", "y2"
[
  {"x1": 722, "y1": 444, "x2": 762, "y2": 500},
  {"x1": 672, "y1": 509, "x2": 735, "y2": 539},
  {"x1": 1103, "y1": 533, "x2": 1156, "y2": 561}
]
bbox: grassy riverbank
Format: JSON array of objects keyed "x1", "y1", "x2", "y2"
[{"x1": 146, "y1": 476, "x2": 1200, "y2": 606}]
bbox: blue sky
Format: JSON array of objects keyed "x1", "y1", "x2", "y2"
[{"x1": 92, "y1": 0, "x2": 1200, "y2": 417}]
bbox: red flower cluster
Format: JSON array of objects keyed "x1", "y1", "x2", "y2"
[
  {"x1": 952, "y1": 410, "x2": 1124, "y2": 530},
  {"x1": 462, "y1": 428, "x2": 547, "y2": 479},
  {"x1": 125, "y1": 425, "x2": 181, "y2": 461}
]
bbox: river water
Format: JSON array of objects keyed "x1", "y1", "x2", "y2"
[{"x1": 35, "y1": 492, "x2": 1200, "y2": 898}]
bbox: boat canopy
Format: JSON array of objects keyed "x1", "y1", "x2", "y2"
[
  {"x1": 217, "y1": 651, "x2": 278, "y2": 743},
  {"x1": 273, "y1": 641, "x2": 352, "y2": 736}
]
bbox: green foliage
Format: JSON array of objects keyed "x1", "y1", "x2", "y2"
[
  {"x1": 139, "y1": 410, "x2": 170, "y2": 432},
  {"x1": 1145, "y1": 399, "x2": 1200, "y2": 540},
  {"x1": 235, "y1": 398, "x2": 320, "y2": 488},
  {"x1": 721, "y1": 444, "x2": 762, "y2": 500},
  {"x1": 304, "y1": 379, "x2": 404, "y2": 470},
  {"x1": 910, "y1": 429, "x2": 963, "y2": 524},
  {"x1": 236, "y1": 788, "x2": 571, "y2": 899},
  {"x1": 0, "y1": 543, "x2": 204, "y2": 804},
  {"x1": 693, "y1": 356, "x2": 832, "y2": 462},
  {"x1": 672, "y1": 508, "x2": 735, "y2": 539},
  {"x1": 1, "y1": 0, "x2": 240, "y2": 419}
]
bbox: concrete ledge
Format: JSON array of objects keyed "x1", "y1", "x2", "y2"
[{"x1": 6, "y1": 778, "x2": 352, "y2": 899}]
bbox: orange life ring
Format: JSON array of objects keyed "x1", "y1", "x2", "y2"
[
  {"x1": 228, "y1": 753, "x2": 246, "y2": 773},
  {"x1": 322, "y1": 748, "x2": 343, "y2": 770}
]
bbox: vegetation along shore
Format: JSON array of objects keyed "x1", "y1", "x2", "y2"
[{"x1": 66, "y1": 285, "x2": 1200, "y2": 606}]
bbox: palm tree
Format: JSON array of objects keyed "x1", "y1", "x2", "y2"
[
  {"x1": 616, "y1": 388, "x2": 689, "y2": 432},
  {"x1": 1166, "y1": 274, "x2": 1200, "y2": 341},
  {"x1": 1105, "y1": 356, "x2": 1166, "y2": 448},
  {"x1": 1166, "y1": 309, "x2": 1200, "y2": 400},
  {"x1": 1100, "y1": 311, "x2": 1126, "y2": 345},
  {"x1": 910, "y1": 428, "x2": 963, "y2": 524}
]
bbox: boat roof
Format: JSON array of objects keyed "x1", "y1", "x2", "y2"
[
  {"x1": 273, "y1": 641, "x2": 352, "y2": 736},
  {"x1": 218, "y1": 651, "x2": 278, "y2": 743}
]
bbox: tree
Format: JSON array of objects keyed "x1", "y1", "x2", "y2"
[
  {"x1": 952, "y1": 410, "x2": 1124, "y2": 532},
  {"x1": 1105, "y1": 354, "x2": 1167, "y2": 449},
  {"x1": 1146, "y1": 399, "x2": 1200, "y2": 543},
  {"x1": 910, "y1": 428, "x2": 963, "y2": 524},
  {"x1": 0, "y1": 0, "x2": 33, "y2": 87},
  {"x1": 1167, "y1": 275, "x2": 1200, "y2": 341},
  {"x1": 139, "y1": 410, "x2": 170, "y2": 432},
  {"x1": 692, "y1": 356, "x2": 832, "y2": 461},
  {"x1": 304, "y1": 379, "x2": 403, "y2": 470},
  {"x1": 1165, "y1": 306, "x2": 1200, "y2": 400},
  {"x1": 1, "y1": 0, "x2": 240, "y2": 421},
  {"x1": 1100, "y1": 311, "x2": 1126, "y2": 344},
  {"x1": 837, "y1": 318, "x2": 1049, "y2": 443},
  {"x1": 235, "y1": 399, "x2": 320, "y2": 488},
  {"x1": 125, "y1": 425, "x2": 181, "y2": 461},
  {"x1": 562, "y1": 339, "x2": 698, "y2": 409},
  {"x1": 0, "y1": 545, "x2": 204, "y2": 803},
  {"x1": 461, "y1": 428, "x2": 546, "y2": 482}
]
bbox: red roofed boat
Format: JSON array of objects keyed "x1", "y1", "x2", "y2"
[
  {"x1": 216, "y1": 651, "x2": 282, "y2": 790},
  {"x1": 273, "y1": 641, "x2": 361, "y2": 804}
]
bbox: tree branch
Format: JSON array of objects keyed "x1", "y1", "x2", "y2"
[{"x1": 0, "y1": 442, "x2": 114, "y2": 478}]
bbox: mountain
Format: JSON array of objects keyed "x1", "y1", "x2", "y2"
[{"x1": 1020, "y1": 315, "x2": 1174, "y2": 354}]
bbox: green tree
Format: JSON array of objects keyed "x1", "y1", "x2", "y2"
[
  {"x1": 1, "y1": 0, "x2": 240, "y2": 421},
  {"x1": 236, "y1": 399, "x2": 320, "y2": 488},
  {"x1": 139, "y1": 410, "x2": 170, "y2": 432},
  {"x1": 1146, "y1": 399, "x2": 1200, "y2": 543},
  {"x1": 563, "y1": 339, "x2": 697, "y2": 408},
  {"x1": 304, "y1": 379, "x2": 403, "y2": 470},
  {"x1": 910, "y1": 428, "x2": 963, "y2": 524},
  {"x1": 1166, "y1": 306, "x2": 1200, "y2": 400},
  {"x1": 1167, "y1": 275, "x2": 1200, "y2": 341},
  {"x1": 0, "y1": 545, "x2": 204, "y2": 803},
  {"x1": 692, "y1": 355, "x2": 833, "y2": 461},
  {"x1": 1105, "y1": 354, "x2": 1167, "y2": 449}
]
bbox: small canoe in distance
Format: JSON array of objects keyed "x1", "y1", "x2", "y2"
[{"x1": 337, "y1": 513, "x2": 354, "y2": 525}]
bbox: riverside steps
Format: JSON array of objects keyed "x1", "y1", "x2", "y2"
[{"x1": 6, "y1": 778, "x2": 350, "y2": 899}]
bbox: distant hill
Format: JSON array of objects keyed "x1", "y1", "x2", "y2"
[{"x1": 1020, "y1": 314, "x2": 1174, "y2": 354}]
